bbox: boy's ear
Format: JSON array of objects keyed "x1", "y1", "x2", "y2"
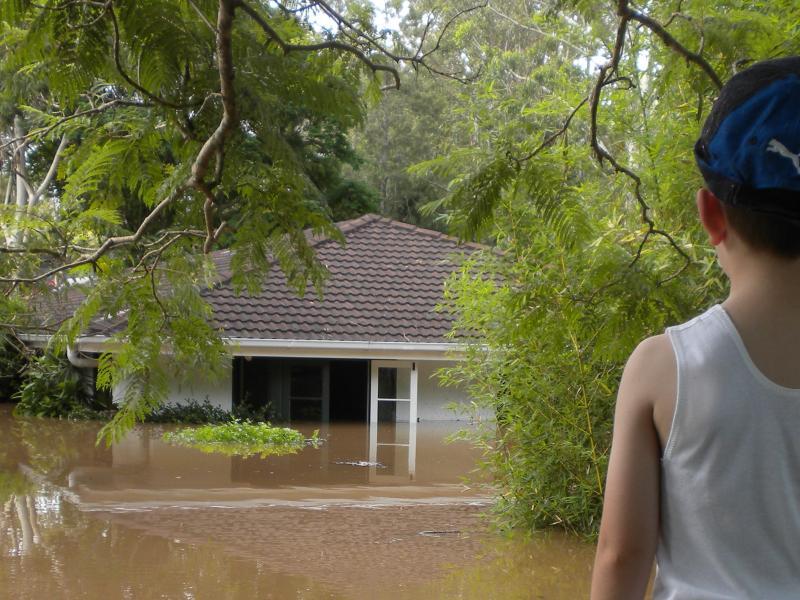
[{"x1": 696, "y1": 188, "x2": 728, "y2": 246}]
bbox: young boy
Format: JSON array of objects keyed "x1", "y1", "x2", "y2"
[{"x1": 591, "y1": 57, "x2": 800, "y2": 599}]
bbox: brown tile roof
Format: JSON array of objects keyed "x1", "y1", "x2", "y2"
[{"x1": 207, "y1": 214, "x2": 479, "y2": 343}]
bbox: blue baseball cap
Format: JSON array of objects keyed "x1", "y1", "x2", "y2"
[{"x1": 695, "y1": 65, "x2": 800, "y2": 221}]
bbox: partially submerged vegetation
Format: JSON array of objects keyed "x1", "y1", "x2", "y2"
[
  {"x1": 162, "y1": 420, "x2": 319, "y2": 457},
  {"x1": 8, "y1": 354, "x2": 272, "y2": 424},
  {"x1": 12, "y1": 352, "x2": 112, "y2": 420},
  {"x1": 145, "y1": 399, "x2": 273, "y2": 424}
]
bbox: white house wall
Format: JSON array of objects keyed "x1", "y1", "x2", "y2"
[
  {"x1": 166, "y1": 369, "x2": 232, "y2": 412},
  {"x1": 417, "y1": 361, "x2": 488, "y2": 421},
  {"x1": 112, "y1": 358, "x2": 233, "y2": 412}
]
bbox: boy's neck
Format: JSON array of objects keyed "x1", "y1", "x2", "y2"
[{"x1": 725, "y1": 253, "x2": 800, "y2": 314}]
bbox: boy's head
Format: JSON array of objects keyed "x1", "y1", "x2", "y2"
[{"x1": 695, "y1": 57, "x2": 800, "y2": 259}]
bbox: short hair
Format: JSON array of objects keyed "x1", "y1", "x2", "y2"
[
  {"x1": 697, "y1": 57, "x2": 800, "y2": 259},
  {"x1": 721, "y1": 203, "x2": 800, "y2": 258}
]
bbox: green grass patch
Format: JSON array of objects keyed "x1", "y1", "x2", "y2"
[{"x1": 162, "y1": 420, "x2": 319, "y2": 457}]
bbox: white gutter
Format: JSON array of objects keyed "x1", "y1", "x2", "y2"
[
  {"x1": 22, "y1": 334, "x2": 470, "y2": 362},
  {"x1": 224, "y1": 337, "x2": 465, "y2": 361}
]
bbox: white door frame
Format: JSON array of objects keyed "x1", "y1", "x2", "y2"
[{"x1": 369, "y1": 360, "x2": 418, "y2": 424}]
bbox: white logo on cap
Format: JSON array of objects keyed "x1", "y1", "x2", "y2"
[{"x1": 767, "y1": 139, "x2": 800, "y2": 175}]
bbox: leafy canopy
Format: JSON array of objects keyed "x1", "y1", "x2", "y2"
[{"x1": 0, "y1": 0, "x2": 469, "y2": 442}]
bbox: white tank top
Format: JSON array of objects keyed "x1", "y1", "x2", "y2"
[{"x1": 654, "y1": 304, "x2": 800, "y2": 599}]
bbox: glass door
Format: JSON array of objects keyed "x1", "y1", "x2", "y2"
[{"x1": 369, "y1": 360, "x2": 418, "y2": 424}]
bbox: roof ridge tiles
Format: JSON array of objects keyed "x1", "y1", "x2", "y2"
[{"x1": 361, "y1": 215, "x2": 486, "y2": 251}]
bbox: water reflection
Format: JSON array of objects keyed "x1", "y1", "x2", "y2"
[
  {"x1": 1, "y1": 485, "x2": 344, "y2": 599},
  {"x1": 0, "y1": 406, "x2": 595, "y2": 598},
  {"x1": 369, "y1": 422, "x2": 417, "y2": 481},
  {"x1": 37, "y1": 419, "x2": 486, "y2": 508}
]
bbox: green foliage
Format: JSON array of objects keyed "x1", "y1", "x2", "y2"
[
  {"x1": 144, "y1": 399, "x2": 233, "y2": 425},
  {"x1": 440, "y1": 195, "x2": 705, "y2": 536},
  {"x1": 12, "y1": 352, "x2": 110, "y2": 420},
  {"x1": 324, "y1": 179, "x2": 380, "y2": 221},
  {"x1": 144, "y1": 398, "x2": 273, "y2": 424},
  {"x1": 163, "y1": 420, "x2": 318, "y2": 457},
  {"x1": 407, "y1": 0, "x2": 799, "y2": 536},
  {"x1": 231, "y1": 400, "x2": 274, "y2": 423},
  {"x1": 0, "y1": 336, "x2": 28, "y2": 402}
]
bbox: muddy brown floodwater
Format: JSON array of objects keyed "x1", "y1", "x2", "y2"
[{"x1": 0, "y1": 405, "x2": 595, "y2": 599}]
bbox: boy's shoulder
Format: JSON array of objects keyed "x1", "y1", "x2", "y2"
[
  {"x1": 623, "y1": 305, "x2": 725, "y2": 445},
  {"x1": 627, "y1": 332, "x2": 674, "y2": 377},
  {"x1": 622, "y1": 333, "x2": 677, "y2": 448}
]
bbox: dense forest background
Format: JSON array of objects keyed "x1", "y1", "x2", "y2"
[{"x1": 1, "y1": 0, "x2": 799, "y2": 535}]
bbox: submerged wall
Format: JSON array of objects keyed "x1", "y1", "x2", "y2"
[
  {"x1": 112, "y1": 358, "x2": 233, "y2": 412},
  {"x1": 112, "y1": 356, "x2": 488, "y2": 422},
  {"x1": 166, "y1": 370, "x2": 232, "y2": 412},
  {"x1": 416, "y1": 360, "x2": 487, "y2": 421}
]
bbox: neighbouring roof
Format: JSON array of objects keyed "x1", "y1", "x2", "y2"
[{"x1": 207, "y1": 214, "x2": 480, "y2": 344}]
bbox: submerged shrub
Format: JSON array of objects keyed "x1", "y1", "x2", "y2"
[
  {"x1": 163, "y1": 420, "x2": 319, "y2": 457},
  {"x1": 145, "y1": 399, "x2": 274, "y2": 424},
  {"x1": 231, "y1": 400, "x2": 274, "y2": 423},
  {"x1": 13, "y1": 352, "x2": 110, "y2": 420},
  {"x1": 0, "y1": 338, "x2": 28, "y2": 403},
  {"x1": 145, "y1": 399, "x2": 232, "y2": 424}
]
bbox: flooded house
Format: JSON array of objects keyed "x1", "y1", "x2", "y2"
[{"x1": 55, "y1": 214, "x2": 484, "y2": 425}]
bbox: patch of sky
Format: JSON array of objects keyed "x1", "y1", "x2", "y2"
[
  {"x1": 306, "y1": 0, "x2": 406, "y2": 35},
  {"x1": 371, "y1": 0, "x2": 406, "y2": 31}
]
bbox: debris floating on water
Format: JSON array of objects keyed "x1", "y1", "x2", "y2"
[
  {"x1": 418, "y1": 530, "x2": 462, "y2": 537},
  {"x1": 332, "y1": 460, "x2": 386, "y2": 468}
]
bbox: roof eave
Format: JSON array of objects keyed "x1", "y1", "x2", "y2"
[
  {"x1": 225, "y1": 337, "x2": 465, "y2": 361},
  {"x1": 22, "y1": 334, "x2": 467, "y2": 361}
]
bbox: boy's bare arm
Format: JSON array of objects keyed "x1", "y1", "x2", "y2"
[{"x1": 590, "y1": 334, "x2": 674, "y2": 600}]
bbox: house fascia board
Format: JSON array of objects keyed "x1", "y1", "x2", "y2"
[
  {"x1": 224, "y1": 338, "x2": 465, "y2": 361},
  {"x1": 22, "y1": 334, "x2": 467, "y2": 361}
]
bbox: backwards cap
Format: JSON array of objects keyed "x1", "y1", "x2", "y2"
[{"x1": 695, "y1": 57, "x2": 800, "y2": 221}]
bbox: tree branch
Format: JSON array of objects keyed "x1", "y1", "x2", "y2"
[
  {"x1": 585, "y1": 0, "x2": 693, "y2": 281},
  {"x1": 0, "y1": 0, "x2": 242, "y2": 282},
  {"x1": 108, "y1": 4, "x2": 201, "y2": 109},
  {"x1": 0, "y1": 186, "x2": 185, "y2": 284},
  {"x1": 237, "y1": 0, "x2": 402, "y2": 89},
  {"x1": 190, "y1": 0, "x2": 238, "y2": 254},
  {"x1": 625, "y1": 8, "x2": 722, "y2": 89},
  {"x1": 28, "y1": 135, "x2": 69, "y2": 209},
  {"x1": 0, "y1": 99, "x2": 149, "y2": 152}
]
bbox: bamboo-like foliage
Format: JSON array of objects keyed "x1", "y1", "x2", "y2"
[{"x1": 410, "y1": 0, "x2": 800, "y2": 535}]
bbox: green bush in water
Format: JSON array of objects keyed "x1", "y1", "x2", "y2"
[
  {"x1": 145, "y1": 399, "x2": 232, "y2": 424},
  {"x1": 145, "y1": 399, "x2": 274, "y2": 424},
  {"x1": 13, "y1": 353, "x2": 111, "y2": 420},
  {"x1": 0, "y1": 337, "x2": 28, "y2": 403},
  {"x1": 163, "y1": 420, "x2": 319, "y2": 457}
]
